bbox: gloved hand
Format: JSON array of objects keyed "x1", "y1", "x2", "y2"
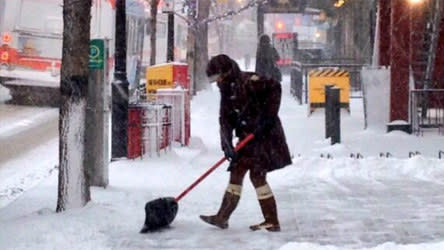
[
  {"x1": 226, "y1": 161, "x2": 237, "y2": 172},
  {"x1": 223, "y1": 143, "x2": 238, "y2": 162}
]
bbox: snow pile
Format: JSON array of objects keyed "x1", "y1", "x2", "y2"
[
  {"x1": 285, "y1": 156, "x2": 444, "y2": 183},
  {"x1": 280, "y1": 241, "x2": 444, "y2": 250}
]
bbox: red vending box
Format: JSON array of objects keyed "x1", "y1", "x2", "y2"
[{"x1": 127, "y1": 105, "x2": 142, "y2": 159}]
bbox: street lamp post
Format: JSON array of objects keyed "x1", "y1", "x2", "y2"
[
  {"x1": 163, "y1": 0, "x2": 175, "y2": 62},
  {"x1": 167, "y1": 12, "x2": 175, "y2": 62},
  {"x1": 112, "y1": 0, "x2": 129, "y2": 159},
  {"x1": 408, "y1": 0, "x2": 428, "y2": 119}
]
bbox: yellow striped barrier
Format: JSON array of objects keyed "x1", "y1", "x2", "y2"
[{"x1": 308, "y1": 68, "x2": 350, "y2": 113}]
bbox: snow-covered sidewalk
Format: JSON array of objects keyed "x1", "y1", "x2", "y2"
[
  {"x1": 1, "y1": 151, "x2": 444, "y2": 250},
  {"x1": 0, "y1": 104, "x2": 58, "y2": 207},
  {"x1": 1, "y1": 76, "x2": 444, "y2": 250}
]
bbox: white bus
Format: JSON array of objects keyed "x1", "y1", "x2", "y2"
[{"x1": 0, "y1": 0, "x2": 146, "y2": 86}]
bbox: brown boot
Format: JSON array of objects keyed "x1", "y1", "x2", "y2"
[
  {"x1": 249, "y1": 221, "x2": 281, "y2": 232},
  {"x1": 250, "y1": 184, "x2": 280, "y2": 232},
  {"x1": 199, "y1": 214, "x2": 229, "y2": 229},
  {"x1": 200, "y1": 184, "x2": 241, "y2": 229}
]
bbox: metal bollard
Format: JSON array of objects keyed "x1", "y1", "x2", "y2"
[
  {"x1": 325, "y1": 85, "x2": 333, "y2": 139},
  {"x1": 408, "y1": 151, "x2": 421, "y2": 158},
  {"x1": 325, "y1": 85, "x2": 341, "y2": 145},
  {"x1": 351, "y1": 153, "x2": 364, "y2": 159}
]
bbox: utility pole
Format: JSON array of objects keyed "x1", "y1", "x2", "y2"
[
  {"x1": 150, "y1": 0, "x2": 158, "y2": 65},
  {"x1": 112, "y1": 0, "x2": 129, "y2": 159},
  {"x1": 86, "y1": 39, "x2": 110, "y2": 187}
]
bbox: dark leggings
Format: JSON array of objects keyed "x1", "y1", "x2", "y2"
[{"x1": 228, "y1": 157, "x2": 267, "y2": 188}]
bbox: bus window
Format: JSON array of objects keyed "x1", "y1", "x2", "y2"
[
  {"x1": 19, "y1": 38, "x2": 39, "y2": 56},
  {"x1": 17, "y1": 35, "x2": 62, "y2": 58},
  {"x1": 45, "y1": 17, "x2": 63, "y2": 35},
  {"x1": 17, "y1": 0, "x2": 63, "y2": 33}
]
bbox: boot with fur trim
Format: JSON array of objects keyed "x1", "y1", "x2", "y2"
[
  {"x1": 250, "y1": 185, "x2": 280, "y2": 232},
  {"x1": 200, "y1": 185, "x2": 241, "y2": 229}
]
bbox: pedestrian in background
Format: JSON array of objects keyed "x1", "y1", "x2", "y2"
[
  {"x1": 255, "y1": 34, "x2": 282, "y2": 82},
  {"x1": 201, "y1": 54, "x2": 292, "y2": 232}
]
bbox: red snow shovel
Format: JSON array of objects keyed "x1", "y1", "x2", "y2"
[{"x1": 140, "y1": 133, "x2": 255, "y2": 233}]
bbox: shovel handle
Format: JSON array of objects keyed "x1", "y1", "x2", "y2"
[{"x1": 174, "y1": 133, "x2": 255, "y2": 202}]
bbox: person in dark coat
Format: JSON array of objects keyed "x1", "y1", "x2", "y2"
[
  {"x1": 200, "y1": 54, "x2": 292, "y2": 232},
  {"x1": 255, "y1": 34, "x2": 282, "y2": 82}
]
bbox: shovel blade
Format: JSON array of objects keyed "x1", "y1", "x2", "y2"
[{"x1": 140, "y1": 197, "x2": 178, "y2": 233}]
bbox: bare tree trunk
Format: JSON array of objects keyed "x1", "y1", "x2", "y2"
[
  {"x1": 210, "y1": 2, "x2": 226, "y2": 54},
  {"x1": 187, "y1": 0, "x2": 210, "y2": 95},
  {"x1": 57, "y1": 0, "x2": 92, "y2": 212},
  {"x1": 215, "y1": 22, "x2": 225, "y2": 53},
  {"x1": 150, "y1": 0, "x2": 158, "y2": 65},
  {"x1": 194, "y1": 0, "x2": 210, "y2": 92},
  {"x1": 187, "y1": 0, "x2": 197, "y2": 95}
]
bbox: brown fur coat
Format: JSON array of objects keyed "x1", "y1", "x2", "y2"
[{"x1": 207, "y1": 54, "x2": 292, "y2": 172}]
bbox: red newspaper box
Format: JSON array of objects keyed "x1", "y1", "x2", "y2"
[{"x1": 128, "y1": 105, "x2": 143, "y2": 159}]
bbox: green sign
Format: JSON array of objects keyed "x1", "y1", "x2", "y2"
[{"x1": 89, "y1": 39, "x2": 105, "y2": 69}]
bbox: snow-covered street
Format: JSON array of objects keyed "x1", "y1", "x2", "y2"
[{"x1": 1, "y1": 76, "x2": 444, "y2": 250}]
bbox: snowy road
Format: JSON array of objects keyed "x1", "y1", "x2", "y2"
[
  {"x1": 0, "y1": 105, "x2": 58, "y2": 164},
  {"x1": 0, "y1": 104, "x2": 58, "y2": 207}
]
